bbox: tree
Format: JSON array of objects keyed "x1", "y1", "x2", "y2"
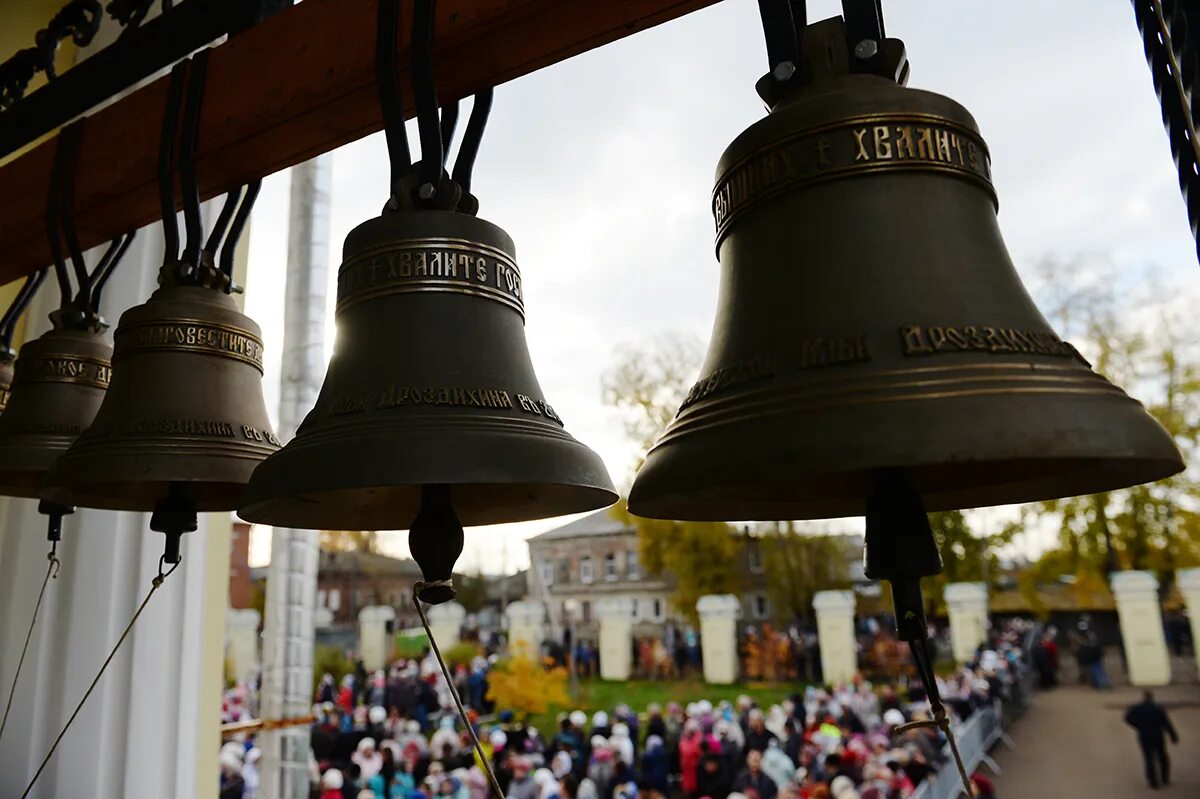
[
  {"x1": 922, "y1": 511, "x2": 1013, "y2": 613},
  {"x1": 454, "y1": 571, "x2": 489, "y2": 613},
  {"x1": 758, "y1": 522, "x2": 851, "y2": 623},
  {"x1": 600, "y1": 333, "x2": 703, "y2": 469},
  {"x1": 320, "y1": 529, "x2": 381, "y2": 553},
  {"x1": 486, "y1": 655, "x2": 569, "y2": 720},
  {"x1": 1018, "y1": 257, "x2": 1200, "y2": 588},
  {"x1": 611, "y1": 501, "x2": 742, "y2": 623}
]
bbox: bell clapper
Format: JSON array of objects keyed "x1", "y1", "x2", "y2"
[
  {"x1": 408, "y1": 484, "x2": 464, "y2": 605},
  {"x1": 863, "y1": 469, "x2": 976, "y2": 798},
  {"x1": 150, "y1": 482, "x2": 198, "y2": 565}
]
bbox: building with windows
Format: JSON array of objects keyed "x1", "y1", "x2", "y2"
[
  {"x1": 313, "y1": 549, "x2": 426, "y2": 627},
  {"x1": 525, "y1": 509, "x2": 859, "y2": 641}
]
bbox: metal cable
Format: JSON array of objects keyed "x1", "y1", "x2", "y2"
[
  {"x1": 377, "y1": 0, "x2": 412, "y2": 203},
  {"x1": 1134, "y1": 0, "x2": 1200, "y2": 263},
  {"x1": 451, "y1": 88, "x2": 493, "y2": 194},
  {"x1": 178, "y1": 49, "x2": 210, "y2": 275},
  {"x1": 159, "y1": 60, "x2": 189, "y2": 269},
  {"x1": 47, "y1": 130, "x2": 73, "y2": 310},
  {"x1": 412, "y1": 0, "x2": 443, "y2": 194},
  {"x1": 896, "y1": 638, "x2": 975, "y2": 798},
  {"x1": 413, "y1": 581, "x2": 506, "y2": 798},
  {"x1": 0, "y1": 548, "x2": 60, "y2": 745},
  {"x1": 440, "y1": 100, "x2": 460, "y2": 166},
  {"x1": 89, "y1": 231, "x2": 135, "y2": 316},
  {"x1": 0, "y1": 269, "x2": 48, "y2": 349},
  {"x1": 19, "y1": 556, "x2": 180, "y2": 799},
  {"x1": 220, "y1": 178, "x2": 261, "y2": 288}
]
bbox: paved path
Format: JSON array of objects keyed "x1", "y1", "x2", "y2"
[{"x1": 988, "y1": 684, "x2": 1200, "y2": 798}]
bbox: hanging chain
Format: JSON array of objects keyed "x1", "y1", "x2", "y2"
[
  {"x1": 0, "y1": 546, "x2": 62, "y2": 745},
  {"x1": 412, "y1": 582, "x2": 506, "y2": 798},
  {"x1": 19, "y1": 556, "x2": 181, "y2": 799}
]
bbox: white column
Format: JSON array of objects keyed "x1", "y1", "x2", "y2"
[
  {"x1": 0, "y1": 221, "x2": 227, "y2": 799},
  {"x1": 943, "y1": 582, "x2": 989, "y2": 663},
  {"x1": 596, "y1": 598, "x2": 635, "y2": 681},
  {"x1": 226, "y1": 608, "x2": 261, "y2": 686},
  {"x1": 358, "y1": 606, "x2": 396, "y2": 671},
  {"x1": 696, "y1": 594, "x2": 740, "y2": 685},
  {"x1": 259, "y1": 154, "x2": 332, "y2": 799},
  {"x1": 504, "y1": 600, "x2": 546, "y2": 658},
  {"x1": 813, "y1": 590, "x2": 857, "y2": 685},
  {"x1": 314, "y1": 607, "x2": 334, "y2": 629},
  {"x1": 1110, "y1": 570, "x2": 1170, "y2": 686},
  {"x1": 1178, "y1": 568, "x2": 1200, "y2": 670},
  {"x1": 426, "y1": 601, "x2": 466, "y2": 649}
]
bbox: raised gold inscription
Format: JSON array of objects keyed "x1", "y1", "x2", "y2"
[
  {"x1": 900, "y1": 325, "x2": 1077, "y2": 358},
  {"x1": 119, "y1": 321, "x2": 264, "y2": 370},
  {"x1": 798, "y1": 335, "x2": 871, "y2": 369},
  {"x1": 713, "y1": 114, "x2": 994, "y2": 243},
  {"x1": 680, "y1": 356, "x2": 777, "y2": 411},
  {"x1": 338, "y1": 238, "x2": 524, "y2": 315},
  {"x1": 16, "y1": 355, "x2": 111, "y2": 388}
]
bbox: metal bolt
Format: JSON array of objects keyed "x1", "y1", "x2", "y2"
[
  {"x1": 418, "y1": 183, "x2": 436, "y2": 200},
  {"x1": 772, "y1": 61, "x2": 796, "y2": 81},
  {"x1": 854, "y1": 39, "x2": 879, "y2": 60}
]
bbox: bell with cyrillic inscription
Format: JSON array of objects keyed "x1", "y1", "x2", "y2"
[
  {"x1": 43, "y1": 275, "x2": 279, "y2": 517},
  {"x1": 0, "y1": 318, "x2": 112, "y2": 498},
  {"x1": 628, "y1": 17, "x2": 1182, "y2": 521},
  {"x1": 239, "y1": 209, "x2": 617, "y2": 535}
]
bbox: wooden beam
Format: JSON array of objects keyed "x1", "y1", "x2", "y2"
[{"x1": 0, "y1": 0, "x2": 718, "y2": 284}]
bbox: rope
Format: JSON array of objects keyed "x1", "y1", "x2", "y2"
[
  {"x1": 896, "y1": 638, "x2": 975, "y2": 798},
  {"x1": 19, "y1": 557, "x2": 180, "y2": 799},
  {"x1": 0, "y1": 548, "x2": 60, "y2": 743},
  {"x1": 413, "y1": 580, "x2": 506, "y2": 799}
]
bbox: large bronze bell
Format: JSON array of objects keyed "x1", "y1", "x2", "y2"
[
  {"x1": 43, "y1": 270, "x2": 279, "y2": 513},
  {"x1": 240, "y1": 209, "x2": 617, "y2": 531},
  {"x1": 628, "y1": 17, "x2": 1183, "y2": 521},
  {"x1": 0, "y1": 320, "x2": 111, "y2": 497}
]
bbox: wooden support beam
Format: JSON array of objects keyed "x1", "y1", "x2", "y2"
[{"x1": 0, "y1": 0, "x2": 718, "y2": 284}]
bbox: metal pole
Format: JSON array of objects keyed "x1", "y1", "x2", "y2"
[{"x1": 259, "y1": 153, "x2": 332, "y2": 799}]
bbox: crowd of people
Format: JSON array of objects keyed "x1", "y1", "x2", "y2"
[{"x1": 217, "y1": 617, "x2": 1034, "y2": 799}]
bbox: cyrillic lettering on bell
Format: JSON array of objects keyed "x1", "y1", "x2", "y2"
[{"x1": 900, "y1": 324, "x2": 1076, "y2": 358}]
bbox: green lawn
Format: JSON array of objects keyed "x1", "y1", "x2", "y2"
[{"x1": 522, "y1": 678, "x2": 809, "y2": 735}]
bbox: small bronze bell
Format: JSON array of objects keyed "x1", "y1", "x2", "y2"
[
  {"x1": 43, "y1": 265, "x2": 278, "y2": 512},
  {"x1": 239, "y1": 209, "x2": 617, "y2": 531},
  {"x1": 0, "y1": 321, "x2": 112, "y2": 497},
  {"x1": 628, "y1": 17, "x2": 1183, "y2": 521}
]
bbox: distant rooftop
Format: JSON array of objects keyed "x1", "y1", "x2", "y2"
[
  {"x1": 318, "y1": 548, "x2": 424, "y2": 576},
  {"x1": 528, "y1": 508, "x2": 634, "y2": 542}
]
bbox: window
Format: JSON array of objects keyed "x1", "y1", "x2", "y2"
[
  {"x1": 559, "y1": 558, "x2": 571, "y2": 584},
  {"x1": 604, "y1": 553, "x2": 618, "y2": 581},
  {"x1": 627, "y1": 550, "x2": 640, "y2": 580},
  {"x1": 540, "y1": 558, "x2": 555, "y2": 587},
  {"x1": 328, "y1": 589, "x2": 341, "y2": 611},
  {"x1": 581, "y1": 600, "x2": 592, "y2": 623},
  {"x1": 318, "y1": 589, "x2": 327, "y2": 608},
  {"x1": 753, "y1": 593, "x2": 769, "y2": 620},
  {"x1": 748, "y1": 544, "x2": 764, "y2": 573},
  {"x1": 580, "y1": 556, "x2": 594, "y2": 584},
  {"x1": 653, "y1": 598, "x2": 664, "y2": 621},
  {"x1": 388, "y1": 592, "x2": 396, "y2": 607},
  {"x1": 631, "y1": 600, "x2": 639, "y2": 619}
]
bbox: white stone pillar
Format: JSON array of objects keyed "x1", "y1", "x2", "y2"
[
  {"x1": 596, "y1": 598, "x2": 635, "y2": 681},
  {"x1": 812, "y1": 590, "x2": 857, "y2": 685},
  {"x1": 314, "y1": 607, "x2": 334, "y2": 629},
  {"x1": 1110, "y1": 570, "x2": 1170, "y2": 686},
  {"x1": 358, "y1": 606, "x2": 396, "y2": 671},
  {"x1": 426, "y1": 601, "x2": 466, "y2": 649},
  {"x1": 1178, "y1": 568, "x2": 1200, "y2": 669},
  {"x1": 943, "y1": 582, "x2": 989, "y2": 663},
  {"x1": 226, "y1": 608, "x2": 261, "y2": 686},
  {"x1": 504, "y1": 600, "x2": 546, "y2": 658},
  {"x1": 696, "y1": 594, "x2": 740, "y2": 685}
]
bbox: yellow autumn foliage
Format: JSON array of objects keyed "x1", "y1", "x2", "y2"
[{"x1": 485, "y1": 655, "x2": 569, "y2": 719}]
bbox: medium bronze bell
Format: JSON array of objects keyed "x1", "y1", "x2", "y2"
[
  {"x1": 628, "y1": 18, "x2": 1183, "y2": 521},
  {"x1": 239, "y1": 209, "x2": 617, "y2": 531},
  {"x1": 0, "y1": 319, "x2": 111, "y2": 497},
  {"x1": 43, "y1": 271, "x2": 279, "y2": 513}
]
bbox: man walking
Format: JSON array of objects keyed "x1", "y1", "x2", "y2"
[{"x1": 1124, "y1": 690, "x2": 1180, "y2": 789}]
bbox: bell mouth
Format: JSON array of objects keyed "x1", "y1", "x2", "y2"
[
  {"x1": 40, "y1": 478, "x2": 250, "y2": 514},
  {"x1": 240, "y1": 481, "x2": 617, "y2": 530}
]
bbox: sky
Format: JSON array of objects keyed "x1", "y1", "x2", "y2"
[{"x1": 242, "y1": 0, "x2": 1200, "y2": 572}]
